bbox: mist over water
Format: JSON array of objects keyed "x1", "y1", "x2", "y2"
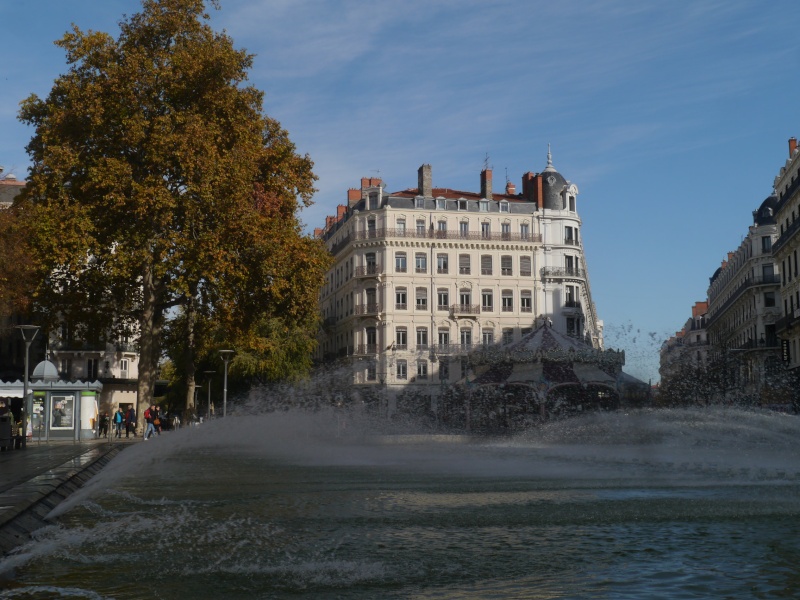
[{"x1": 3, "y1": 399, "x2": 800, "y2": 599}]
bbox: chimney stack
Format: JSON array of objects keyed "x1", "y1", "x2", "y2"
[
  {"x1": 418, "y1": 164, "x2": 432, "y2": 197},
  {"x1": 790, "y1": 137, "x2": 798, "y2": 157},
  {"x1": 480, "y1": 168, "x2": 493, "y2": 200},
  {"x1": 505, "y1": 181, "x2": 516, "y2": 195}
]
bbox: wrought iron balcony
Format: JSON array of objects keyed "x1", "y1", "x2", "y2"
[
  {"x1": 354, "y1": 344, "x2": 379, "y2": 355},
  {"x1": 540, "y1": 266, "x2": 586, "y2": 280},
  {"x1": 354, "y1": 303, "x2": 382, "y2": 315},
  {"x1": 451, "y1": 303, "x2": 481, "y2": 315},
  {"x1": 351, "y1": 227, "x2": 542, "y2": 243},
  {"x1": 434, "y1": 343, "x2": 473, "y2": 355},
  {"x1": 354, "y1": 264, "x2": 381, "y2": 277}
]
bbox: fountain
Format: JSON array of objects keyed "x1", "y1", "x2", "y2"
[{"x1": 1, "y1": 399, "x2": 800, "y2": 598}]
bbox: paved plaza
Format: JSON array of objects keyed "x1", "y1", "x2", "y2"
[{"x1": 0, "y1": 438, "x2": 133, "y2": 555}]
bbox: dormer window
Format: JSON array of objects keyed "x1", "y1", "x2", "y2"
[
  {"x1": 479, "y1": 200, "x2": 489, "y2": 212},
  {"x1": 500, "y1": 201, "x2": 509, "y2": 213},
  {"x1": 436, "y1": 197, "x2": 446, "y2": 210},
  {"x1": 458, "y1": 199, "x2": 467, "y2": 211},
  {"x1": 415, "y1": 196, "x2": 424, "y2": 208}
]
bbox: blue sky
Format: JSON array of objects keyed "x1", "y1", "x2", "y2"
[{"x1": 2, "y1": 0, "x2": 799, "y2": 382}]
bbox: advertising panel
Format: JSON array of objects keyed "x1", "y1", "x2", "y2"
[{"x1": 51, "y1": 395, "x2": 75, "y2": 430}]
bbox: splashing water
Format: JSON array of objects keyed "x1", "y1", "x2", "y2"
[{"x1": 3, "y1": 406, "x2": 800, "y2": 599}]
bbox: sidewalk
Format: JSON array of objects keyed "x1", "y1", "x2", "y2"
[{"x1": 0, "y1": 437, "x2": 135, "y2": 555}]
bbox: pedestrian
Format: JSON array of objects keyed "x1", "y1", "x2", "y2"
[
  {"x1": 125, "y1": 405, "x2": 137, "y2": 438},
  {"x1": 113, "y1": 408, "x2": 124, "y2": 438},
  {"x1": 99, "y1": 412, "x2": 110, "y2": 438},
  {"x1": 154, "y1": 405, "x2": 162, "y2": 434},
  {"x1": 144, "y1": 405, "x2": 157, "y2": 440}
]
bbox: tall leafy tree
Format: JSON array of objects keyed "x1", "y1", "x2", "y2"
[{"x1": 17, "y1": 0, "x2": 329, "y2": 416}]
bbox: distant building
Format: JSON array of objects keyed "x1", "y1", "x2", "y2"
[
  {"x1": 314, "y1": 151, "x2": 606, "y2": 418},
  {"x1": 660, "y1": 301, "x2": 709, "y2": 383},
  {"x1": 0, "y1": 172, "x2": 25, "y2": 208}
]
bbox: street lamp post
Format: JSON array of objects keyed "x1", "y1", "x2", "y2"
[
  {"x1": 15, "y1": 325, "x2": 40, "y2": 450},
  {"x1": 219, "y1": 350, "x2": 234, "y2": 418},
  {"x1": 204, "y1": 370, "x2": 215, "y2": 422}
]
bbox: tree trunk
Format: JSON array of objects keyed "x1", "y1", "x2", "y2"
[
  {"x1": 183, "y1": 291, "x2": 198, "y2": 417},
  {"x1": 137, "y1": 264, "x2": 163, "y2": 434}
]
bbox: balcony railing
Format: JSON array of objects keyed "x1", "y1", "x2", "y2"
[
  {"x1": 540, "y1": 266, "x2": 586, "y2": 279},
  {"x1": 706, "y1": 274, "x2": 782, "y2": 325},
  {"x1": 773, "y1": 215, "x2": 800, "y2": 255},
  {"x1": 354, "y1": 303, "x2": 382, "y2": 315},
  {"x1": 451, "y1": 303, "x2": 481, "y2": 315},
  {"x1": 351, "y1": 228, "x2": 542, "y2": 243},
  {"x1": 354, "y1": 344, "x2": 379, "y2": 355},
  {"x1": 354, "y1": 264, "x2": 381, "y2": 277},
  {"x1": 564, "y1": 238, "x2": 580, "y2": 246},
  {"x1": 437, "y1": 267, "x2": 449, "y2": 274},
  {"x1": 395, "y1": 303, "x2": 408, "y2": 310},
  {"x1": 434, "y1": 343, "x2": 474, "y2": 355},
  {"x1": 521, "y1": 306, "x2": 532, "y2": 313}
]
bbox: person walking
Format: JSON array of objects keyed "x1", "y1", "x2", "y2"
[
  {"x1": 124, "y1": 405, "x2": 137, "y2": 438},
  {"x1": 144, "y1": 405, "x2": 156, "y2": 440},
  {"x1": 113, "y1": 408, "x2": 124, "y2": 438}
]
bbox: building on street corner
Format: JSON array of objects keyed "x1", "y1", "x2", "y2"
[{"x1": 315, "y1": 151, "x2": 609, "y2": 419}]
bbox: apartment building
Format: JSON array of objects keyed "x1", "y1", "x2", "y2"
[
  {"x1": 772, "y1": 137, "x2": 800, "y2": 375},
  {"x1": 315, "y1": 152, "x2": 603, "y2": 414},
  {"x1": 705, "y1": 193, "x2": 782, "y2": 403}
]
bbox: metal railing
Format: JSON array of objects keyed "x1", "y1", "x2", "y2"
[
  {"x1": 351, "y1": 227, "x2": 542, "y2": 243},
  {"x1": 354, "y1": 303, "x2": 382, "y2": 315},
  {"x1": 354, "y1": 264, "x2": 381, "y2": 277},
  {"x1": 540, "y1": 266, "x2": 586, "y2": 279},
  {"x1": 451, "y1": 303, "x2": 481, "y2": 315}
]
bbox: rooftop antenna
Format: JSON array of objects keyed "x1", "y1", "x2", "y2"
[
  {"x1": 505, "y1": 167, "x2": 509, "y2": 184},
  {"x1": 483, "y1": 152, "x2": 490, "y2": 171}
]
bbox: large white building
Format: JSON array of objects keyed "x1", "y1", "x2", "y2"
[{"x1": 315, "y1": 152, "x2": 603, "y2": 414}]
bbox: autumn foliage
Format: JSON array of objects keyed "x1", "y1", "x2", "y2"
[{"x1": 11, "y1": 0, "x2": 331, "y2": 412}]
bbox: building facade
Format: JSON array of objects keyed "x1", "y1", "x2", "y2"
[
  {"x1": 772, "y1": 137, "x2": 800, "y2": 375},
  {"x1": 315, "y1": 152, "x2": 603, "y2": 415},
  {"x1": 705, "y1": 193, "x2": 782, "y2": 403},
  {"x1": 660, "y1": 301, "x2": 709, "y2": 383}
]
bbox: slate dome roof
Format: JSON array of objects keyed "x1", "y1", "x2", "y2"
[
  {"x1": 753, "y1": 193, "x2": 778, "y2": 226},
  {"x1": 541, "y1": 147, "x2": 568, "y2": 210}
]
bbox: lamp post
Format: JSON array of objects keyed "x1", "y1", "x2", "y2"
[
  {"x1": 219, "y1": 350, "x2": 234, "y2": 418},
  {"x1": 204, "y1": 370, "x2": 215, "y2": 422},
  {"x1": 15, "y1": 325, "x2": 40, "y2": 450}
]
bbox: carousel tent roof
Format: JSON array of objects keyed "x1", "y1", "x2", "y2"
[
  {"x1": 508, "y1": 324, "x2": 590, "y2": 353},
  {"x1": 465, "y1": 325, "x2": 618, "y2": 389}
]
